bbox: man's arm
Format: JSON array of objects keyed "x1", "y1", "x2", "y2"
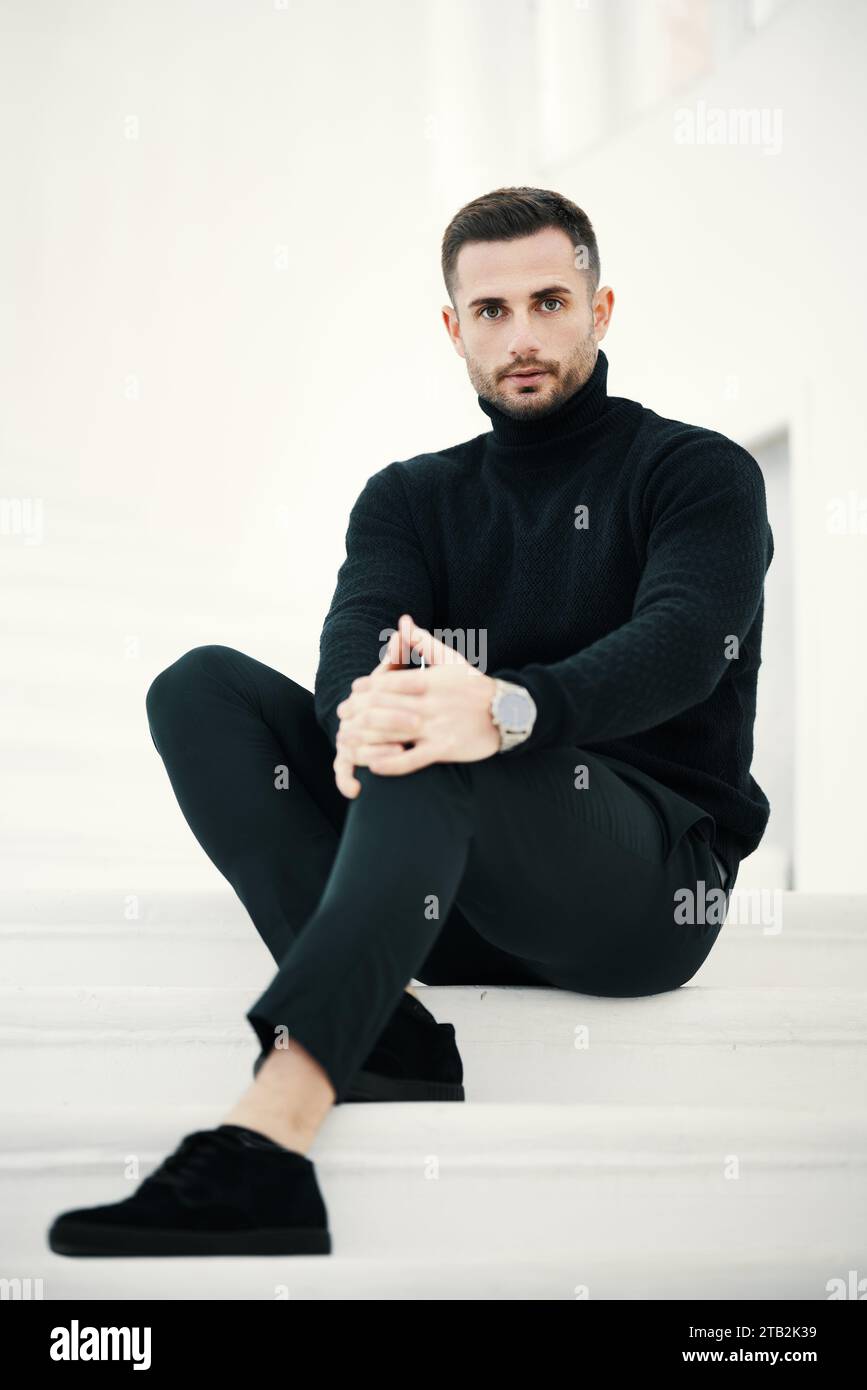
[
  {"x1": 314, "y1": 464, "x2": 436, "y2": 748},
  {"x1": 489, "y1": 440, "x2": 774, "y2": 755}
]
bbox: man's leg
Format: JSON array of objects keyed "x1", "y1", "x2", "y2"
[
  {"x1": 144, "y1": 644, "x2": 531, "y2": 1138},
  {"x1": 441, "y1": 746, "x2": 728, "y2": 999},
  {"x1": 144, "y1": 642, "x2": 531, "y2": 989},
  {"x1": 243, "y1": 739, "x2": 727, "y2": 1113},
  {"x1": 145, "y1": 644, "x2": 348, "y2": 965},
  {"x1": 245, "y1": 757, "x2": 476, "y2": 1105},
  {"x1": 145, "y1": 642, "x2": 726, "y2": 1133},
  {"x1": 47, "y1": 705, "x2": 730, "y2": 1257}
]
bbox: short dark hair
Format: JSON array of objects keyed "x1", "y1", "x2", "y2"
[{"x1": 441, "y1": 186, "x2": 600, "y2": 309}]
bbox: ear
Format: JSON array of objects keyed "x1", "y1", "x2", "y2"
[
  {"x1": 441, "y1": 303, "x2": 466, "y2": 360},
  {"x1": 592, "y1": 286, "x2": 615, "y2": 342}
]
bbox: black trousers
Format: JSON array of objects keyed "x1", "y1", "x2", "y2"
[{"x1": 145, "y1": 644, "x2": 730, "y2": 1100}]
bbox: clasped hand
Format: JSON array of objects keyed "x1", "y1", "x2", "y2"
[{"x1": 332, "y1": 613, "x2": 498, "y2": 798}]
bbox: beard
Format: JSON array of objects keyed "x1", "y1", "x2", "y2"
[{"x1": 467, "y1": 328, "x2": 598, "y2": 420}]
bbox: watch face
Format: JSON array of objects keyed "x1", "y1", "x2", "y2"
[{"x1": 499, "y1": 691, "x2": 531, "y2": 730}]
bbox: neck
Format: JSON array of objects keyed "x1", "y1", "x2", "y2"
[{"x1": 477, "y1": 347, "x2": 615, "y2": 469}]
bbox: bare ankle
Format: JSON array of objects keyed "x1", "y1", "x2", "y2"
[{"x1": 224, "y1": 1099, "x2": 320, "y2": 1156}]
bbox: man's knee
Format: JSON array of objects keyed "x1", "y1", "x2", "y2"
[
  {"x1": 354, "y1": 759, "x2": 472, "y2": 798},
  {"x1": 145, "y1": 644, "x2": 242, "y2": 730}
]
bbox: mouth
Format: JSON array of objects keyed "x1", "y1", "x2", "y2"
[{"x1": 504, "y1": 369, "x2": 550, "y2": 385}]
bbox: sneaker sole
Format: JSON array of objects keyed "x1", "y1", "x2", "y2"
[
  {"x1": 48, "y1": 1222, "x2": 331, "y2": 1257},
  {"x1": 340, "y1": 1069, "x2": 465, "y2": 1103}
]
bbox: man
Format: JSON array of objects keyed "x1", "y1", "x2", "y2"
[{"x1": 48, "y1": 186, "x2": 772, "y2": 1258}]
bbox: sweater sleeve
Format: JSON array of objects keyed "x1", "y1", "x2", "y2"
[
  {"x1": 313, "y1": 464, "x2": 436, "y2": 748},
  {"x1": 489, "y1": 440, "x2": 773, "y2": 754}
]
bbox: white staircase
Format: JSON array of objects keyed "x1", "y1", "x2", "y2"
[
  {"x1": 2, "y1": 888, "x2": 866, "y2": 1300},
  {"x1": 2, "y1": 500, "x2": 864, "y2": 1297}
]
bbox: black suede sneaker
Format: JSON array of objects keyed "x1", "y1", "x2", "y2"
[
  {"x1": 47, "y1": 1125, "x2": 330, "y2": 1257},
  {"x1": 252, "y1": 990, "x2": 465, "y2": 1104},
  {"x1": 339, "y1": 991, "x2": 465, "y2": 1103}
]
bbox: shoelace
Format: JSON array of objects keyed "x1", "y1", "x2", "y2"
[{"x1": 145, "y1": 1130, "x2": 235, "y2": 1194}]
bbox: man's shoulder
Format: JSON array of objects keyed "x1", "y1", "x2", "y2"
[
  {"x1": 627, "y1": 400, "x2": 763, "y2": 486},
  {"x1": 366, "y1": 435, "x2": 486, "y2": 494}
]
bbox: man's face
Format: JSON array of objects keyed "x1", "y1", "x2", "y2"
[{"x1": 442, "y1": 226, "x2": 613, "y2": 419}]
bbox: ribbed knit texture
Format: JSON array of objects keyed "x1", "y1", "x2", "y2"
[{"x1": 314, "y1": 349, "x2": 774, "y2": 877}]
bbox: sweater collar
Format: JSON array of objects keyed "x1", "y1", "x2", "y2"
[{"x1": 477, "y1": 347, "x2": 612, "y2": 468}]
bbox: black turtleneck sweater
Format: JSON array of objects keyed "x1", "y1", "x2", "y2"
[{"x1": 313, "y1": 348, "x2": 774, "y2": 880}]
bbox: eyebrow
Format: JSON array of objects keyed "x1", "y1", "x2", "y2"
[{"x1": 466, "y1": 284, "x2": 574, "y2": 310}]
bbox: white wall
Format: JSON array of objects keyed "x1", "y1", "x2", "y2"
[
  {"x1": 537, "y1": 0, "x2": 867, "y2": 890},
  {"x1": 0, "y1": 0, "x2": 537, "y2": 893},
  {"x1": 2, "y1": 0, "x2": 862, "y2": 893}
]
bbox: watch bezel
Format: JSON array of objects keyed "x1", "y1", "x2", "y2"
[{"x1": 490, "y1": 679, "x2": 537, "y2": 749}]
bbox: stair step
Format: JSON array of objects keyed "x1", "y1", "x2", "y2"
[
  {"x1": 3, "y1": 1104, "x2": 863, "y2": 1299},
  {"x1": 0, "y1": 630, "x2": 307, "y2": 715},
  {"x1": 7, "y1": 888, "x2": 866, "y2": 930},
  {"x1": 3, "y1": 983, "x2": 864, "y2": 1110},
  {"x1": 0, "y1": 923, "x2": 276, "y2": 989},
  {"x1": 5, "y1": 981, "x2": 866, "y2": 1043},
  {"x1": 6, "y1": 1100, "x2": 865, "y2": 1168},
  {"x1": 7, "y1": 1234, "x2": 853, "y2": 1301},
  {"x1": 4, "y1": 911, "x2": 867, "y2": 987}
]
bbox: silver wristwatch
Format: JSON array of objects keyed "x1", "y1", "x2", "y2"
[{"x1": 489, "y1": 678, "x2": 537, "y2": 752}]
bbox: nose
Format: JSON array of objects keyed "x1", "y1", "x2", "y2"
[{"x1": 506, "y1": 316, "x2": 543, "y2": 360}]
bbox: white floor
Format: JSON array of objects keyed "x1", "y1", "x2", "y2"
[{"x1": 1, "y1": 887, "x2": 865, "y2": 1300}]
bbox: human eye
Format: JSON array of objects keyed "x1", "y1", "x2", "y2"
[
  {"x1": 478, "y1": 304, "x2": 504, "y2": 320},
  {"x1": 539, "y1": 298, "x2": 564, "y2": 312}
]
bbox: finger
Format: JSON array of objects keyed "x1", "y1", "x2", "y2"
[
  {"x1": 345, "y1": 724, "x2": 421, "y2": 751},
  {"x1": 399, "y1": 613, "x2": 416, "y2": 666},
  {"x1": 349, "y1": 740, "x2": 408, "y2": 766},
  {"x1": 338, "y1": 727, "x2": 411, "y2": 757},
  {"x1": 337, "y1": 721, "x2": 415, "y2": 754},
  {"x1": 336, "y1": 770, "x2": 360, "y2": 799},
  {"x1": 373, "y1": 619, "x2": 411, "y2": 674},
  {"x1": 373, "y1": 630, "x2": 399, "y2": 673},
  {"x1": 364, "y1": 667, "x2": 430, "y2": 695},
  {"x1": 339, "y1": 690, "x2": 425, "y2": 717},
  {"x1": 340, "y1": 706, "x2": 423, "y2": 740},
  {"x1": 333, "y1": 753, "x2": 361, "y2": 799},
  {"x1": 407, "y1": 622, "x2": 468, "y2": 667},
  {"x1": 335, "y1": 679, "x2": 370, "y2": 720},
  {"x1": 367, "y1": 741, "x2": 438, "y2": 775}
]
